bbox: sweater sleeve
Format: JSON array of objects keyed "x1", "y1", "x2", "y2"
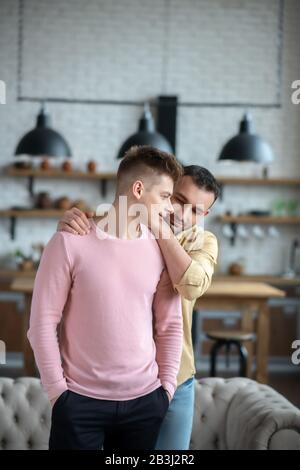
[
  {"x1": 27, "y1": 232, "x2": 73, "y2": 400},
  {"x1": 174, "y1": 231, "x2": 218, "y2": 301},
  {"x1": 152, "y1": 269, "x2": 183, "y2": 399}
]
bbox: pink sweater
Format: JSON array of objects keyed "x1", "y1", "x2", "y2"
[{"x1": 28, "y1": 220, "x2": 183, "y2": 401}]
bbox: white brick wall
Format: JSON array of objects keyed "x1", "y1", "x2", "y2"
[{"x1": 0, "y1": 0, "x2": 299, "y2": 275}]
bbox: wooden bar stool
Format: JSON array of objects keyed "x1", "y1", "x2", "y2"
[{"x1": 206, "y1": 330, "x2": 255, "y2": 377}]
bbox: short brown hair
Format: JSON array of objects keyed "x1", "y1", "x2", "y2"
[{"x1": 117, "y1": 146, "x2": 183, "y2": 192}]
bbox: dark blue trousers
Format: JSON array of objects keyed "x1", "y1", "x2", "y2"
[{"x1": 49, "y1": 386, "x2": 169, "y2": 450}]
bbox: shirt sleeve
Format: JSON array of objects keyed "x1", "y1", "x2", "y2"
[
  {"x1": 27, "y1": 232, "x2": 73, "y2": 400},
  {"x1": 173, "y1": 231, "x2": 218, "y2": 301},
  {"x1": 152, "y1": 269, "x2": 183, "y2": 399}
]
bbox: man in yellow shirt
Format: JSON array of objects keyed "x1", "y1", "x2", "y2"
[{"x1": 57, "y1": 164, "x2": 219, "y2": 450}]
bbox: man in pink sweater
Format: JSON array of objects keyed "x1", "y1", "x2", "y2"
[{"x1": 28, "y1": 146, "x2": 183, "y2": 450}]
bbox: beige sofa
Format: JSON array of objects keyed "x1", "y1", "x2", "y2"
[
  {"x1": 191, "y1": 377, "x2": 300, "y2": 450},
  {"x1": 0, "y1": 376, "x2": 299, "y2": 450}
]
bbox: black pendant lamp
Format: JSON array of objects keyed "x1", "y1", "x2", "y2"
[
  {"x1": 117, "y1": 103, "x2": 173, "y2": 159},
  {"x1": 15, "y1": 102, "x2": 72, "y2": 157},
  {"x1": 218, "y1": 113, "x2": 274, "y2": 164}
]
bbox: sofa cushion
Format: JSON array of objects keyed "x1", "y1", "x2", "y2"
[{"x1": 0, "y1": 377, "x2": 50, "y2": 450}]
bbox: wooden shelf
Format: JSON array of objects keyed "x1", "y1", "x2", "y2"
[
  {"x1": 218, "y1": 215, "x2": 300, "y2": 224},
  {"x1": 5, "y1": 167, "x2": 116, "y2": 180},
  {"x1": 0, "y1": 209, "x2": 66, "y2": 217},
  {"x1": 3, "y1": 167, "x2": 117, "y2": 197},
  {"x1": 0, "y1": 209, "x2": 67, "y2": 239},
  {"x1": 0, "y1": 167, "x2": 116, "y2": 239},
  {"x1": 217, "y1": 214, "x2": 300, "y2": 245},
  {"x1": 216, "y1": 177, "x2": 300, "y2": 186},
  {"x1": 4, "y1": 170, "x2": 300, "y2": 185},
  {"x1": 2, "y1": 168, "x2": 300, "y2": 241}
]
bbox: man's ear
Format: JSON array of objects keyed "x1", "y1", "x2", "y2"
[{"x1": 132, "y1": 180, "x2": 144, "y2": 199}]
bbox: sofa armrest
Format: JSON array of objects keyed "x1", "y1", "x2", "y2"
[
  {"x1": 226, "y1": 380, "x2": 300, "y2": 450},
  {"x1": 190, "y1": 377, "x2": 252, "y2": 449},
  {"x1": 190, "y1": 377, "x2": 300, "y2": 450}
]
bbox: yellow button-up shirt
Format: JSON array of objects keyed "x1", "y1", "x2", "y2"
[{"x1": 174, "y1": 225, "x2": 218, "y2": 386}]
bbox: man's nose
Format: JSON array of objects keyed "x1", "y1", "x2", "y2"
[{"x1": 167, "y1": 200, "x2": 174, "y2": 214}]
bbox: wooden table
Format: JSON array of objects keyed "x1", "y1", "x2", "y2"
[
  {"x1": 195, "y1": 281, "x2": 286, "y2": 383},
  {"x1": 11, "y1": 278, "x2": 285, "y2": 381}
]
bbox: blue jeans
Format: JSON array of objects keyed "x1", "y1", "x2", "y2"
[{"x1": 155, "y1": 376, "x2": 195, "y2": 450}]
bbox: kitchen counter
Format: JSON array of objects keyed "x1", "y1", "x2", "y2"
[
  {"x1": 214, "y1": 274, "x2": 300, "y2": 286},
  {"x1": 1, "y1": 268, "x2": 299, "y2": 286}
]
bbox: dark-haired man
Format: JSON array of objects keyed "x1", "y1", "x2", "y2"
[
  {"x1": 58, "y1": 159, "x2": 219, "y2": 450},
  {"x1": 28, "y1": 146, "x2": 183, "y2": 450}
]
